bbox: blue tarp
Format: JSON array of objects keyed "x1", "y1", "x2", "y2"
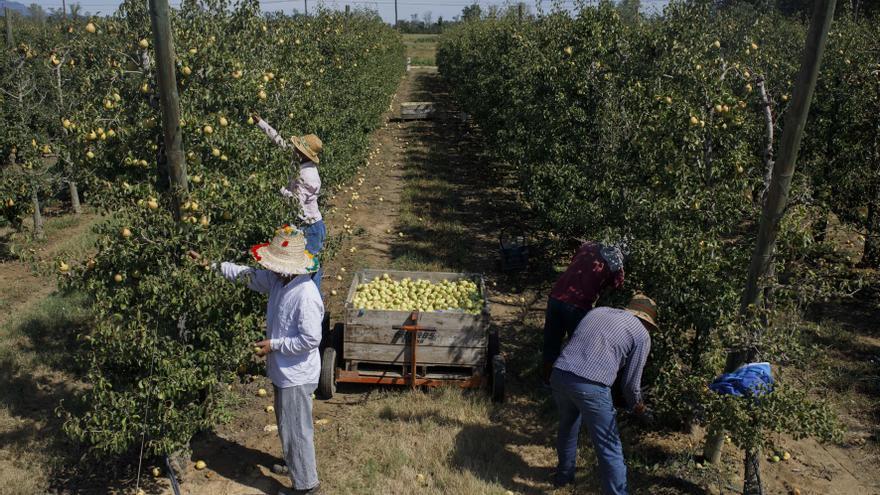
[{"x1": 709, "y1": 362, "x2": 774, "y2": 397}]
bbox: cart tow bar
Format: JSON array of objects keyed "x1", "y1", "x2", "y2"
[{"x1": 394, "y1": 310, "x2": 436, "y2": 389}]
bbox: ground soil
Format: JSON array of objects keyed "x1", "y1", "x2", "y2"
[{"x1": 1, "y1": 70, "x2": 878, "y2": 495}]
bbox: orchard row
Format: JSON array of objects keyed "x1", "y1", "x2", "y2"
[
  {"x1": 2, "y1": 0, "x2": 403, "y2": 456},
  {"x1": 438, "y1": 1, "x2": 876, "y2": 451}
]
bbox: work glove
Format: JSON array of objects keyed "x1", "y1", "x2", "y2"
[{"x1": 279, "y1": 187, "x2": 294, "y2": 198}]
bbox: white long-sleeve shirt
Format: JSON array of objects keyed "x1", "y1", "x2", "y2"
[
  {"x1": 219, "y1": 262, "x2": 324, "y2": 388},
  {"x1": 256, "y1": 118, "x2": 322, "y2": 224}
]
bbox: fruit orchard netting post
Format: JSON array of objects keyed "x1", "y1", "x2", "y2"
[
  {"x1": 149, "y1": 0, "x2": 188, "y2": 220},
  {"x1": 711, "y1": 0, "x2": 838, "y2": 492}
]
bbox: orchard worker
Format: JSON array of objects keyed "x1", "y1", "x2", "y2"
[
  {"x1": 252, "y1": 113, "x2": 326, "y2": 290},
  {"x1": 550, "y1": 294, "x2": 656, "y2": 494},
  {"x1": 190, "y1": 226, "x2": 323, "y2": 495},
  {"x1": 542, "y1": 241, "x2": 626, "y2": 383}
]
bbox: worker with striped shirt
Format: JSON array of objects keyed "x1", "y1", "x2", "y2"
[{"x1": 550, "y1": 294, "x2": 657, "y2": 494}]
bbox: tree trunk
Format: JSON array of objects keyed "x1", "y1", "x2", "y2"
[
  {"x1": 703, "y1": 428, "x2": 726, "y2": 464},
  {"x1": 862, "y1": 199, "x2": 880, "y2": 267},
  {"x1": 743, "y1": 449, "x2": 764, "y2": 495},
  {"x1": 69, "y1": 180, "x2": 82, "y2": 214},
  {"x1": 31, "y1": 188, "x2": 44, "y2": 240}
]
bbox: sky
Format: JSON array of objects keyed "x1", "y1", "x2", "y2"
[{"x1": 32, "y1": 0, "x2": 670, "y2": 23}]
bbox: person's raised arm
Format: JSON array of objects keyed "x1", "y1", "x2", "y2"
[{"x1": 253, "y1": 114, "x2": 289, "y2": 150}]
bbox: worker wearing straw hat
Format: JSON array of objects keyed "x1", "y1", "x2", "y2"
[
  {"x1": 190, "y1": 226, "x2": 323, "y2": 495},
  {"x1": 550, "y1": 294, "x2": 656, "y2": 494},
  {"x1": 252, "y1": 113, "x2": 326, "y2": 291}
]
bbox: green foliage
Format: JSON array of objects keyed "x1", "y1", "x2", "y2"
[
  {"x1": 803, "y1": 18, "x2": 880, "y2": 264},
  {"x1": 438, "y1": 0, "x2": 851, "y2": 450}
]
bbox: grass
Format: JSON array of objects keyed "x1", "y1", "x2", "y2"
[
  {"x1": 403, "y1": 33, "x2": 438, "y2": 66},
  {"x1": 0, "y1": 208, "x2": 101, "y2": 494},
  {"x1": 0, "y1": 290, "x2": 91, "y2": 495},
  {"x1": 6, "y1": 211, "x2": 101, "y2": 271},
  {"x1": 315, "y1": 387, "x2": 555, "y2": 494}
]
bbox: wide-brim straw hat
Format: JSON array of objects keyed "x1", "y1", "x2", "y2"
[
  {"x1": 626, "y1": 293, "x2": 658, "y2": 330},
  {"x1": 291, "y1": 134, "x2": 322, "y2": 164},
  {"x1": 250, "y1": 226, "x2": 320, "y2": 275}
]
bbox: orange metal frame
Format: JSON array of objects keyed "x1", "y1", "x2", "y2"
[
  {"x1": 335, "y1": 310, "x2": 483, "y2": 389},
  {"x1": 335, "y1": 370, "x2": 482, "y2": 388}
]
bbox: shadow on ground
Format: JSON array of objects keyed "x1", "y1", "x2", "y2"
[{"x1": 190, "y1": 431, "x2": 286, "y2": 494}]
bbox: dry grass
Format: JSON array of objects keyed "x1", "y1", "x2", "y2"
[
  {"x1": 314, "y1": 387, "x2": 557, "y2": 494},
  {"x1": 403, "y1": 34, "x2": 438, "y2": 66},
  {"x1": 0, "y1": 291, "x2": 90, "y2": 495},
  {"x1": 0, "y1": 211, "x2": 100, "y2": 494}
]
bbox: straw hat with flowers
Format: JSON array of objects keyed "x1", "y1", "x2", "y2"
[
  {"x1": 625, "y1": 294, "x2": 658, "y2": 330},
  {"x1": 290, "y1": 134, "x2": 323, "y2": 164},
  {"x1": 250, "y1": 226, "x2": 320, "y2": 276}
]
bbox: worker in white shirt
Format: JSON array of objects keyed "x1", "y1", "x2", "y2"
[
  {"x1": 252, "y1": 113, "x2": 326, "y2": 290},
  {"x1": 189, "y1": 226, "x2": 323, "y2": 495}
]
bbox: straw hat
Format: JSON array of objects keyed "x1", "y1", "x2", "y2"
[
  {"x1": 250, "y1": 226, "x2": 320, "y2": 275},
  {"x1": 626, "y1": 294, "x2": 658, "y2": 330},
  {"x1": 290, "y1": 134, "x2": 322, "y2": 164}
]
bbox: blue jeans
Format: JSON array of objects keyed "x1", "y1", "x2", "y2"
[
  {"x1": 302, "y1": 220, "x2": 326, "y2": 291},
  {"x1": 551, "y1": 369, "x2": 627, "y2": 495}
]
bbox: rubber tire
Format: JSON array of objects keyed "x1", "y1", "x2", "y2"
[
  {"x1": 317, "y1": 347, "x2": 336, "y2": 400},
  {"x1": 319, "y1": 312, "x2": 331, "y2": 353},
  {"x1": 331, "y1": 323, "x2": 344, "y2": 363},
  {"x1": 491, "y1": 354, "x2": 506, "y2": 403}
]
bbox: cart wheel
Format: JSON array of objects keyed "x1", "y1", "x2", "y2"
[
  {"x1": 491, "y1": 354, "x2": 505, "y2": 403},
  {"x1": 319, "y1": 312, "x2": 331, "y2": 352},
  {"x1": 317, "y1": 347, "x2": 336, "y2": 400},
  {"x1": 321, "y1": 320, "x2": 343, "y2": 355}
]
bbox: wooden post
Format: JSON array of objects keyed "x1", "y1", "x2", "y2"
[
  {"x1": 701, "y1": 0, "x2": 837, "y2": 488},
  {"x1": 304, "y1": 0, "x2": 308, "y2": 16},
  {"x1": 4, "y1": 7, "x2": 13, "y2": 48},
  {"x1": 741, "y1": 0, "x2": 835, "y2": 315},
  {"x1": 394, "y1": 0, "x2": 398, "y2": 28},
  {"x1": 345, "y1": 5, "x2": 350, "y2": 15},
  {"x1": 148, "y1": 0, "x2": 187, "y2": 220},
  {"x1": 62, "y1": 0, "x2": 67, "y2": 19}
]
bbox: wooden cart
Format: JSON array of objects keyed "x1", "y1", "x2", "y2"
[
  {"x1": 318, "y1": 269, "x2": 504, "y2": 402},
  {"x1": 399, "y1": 102, "x2": 436, "y2": 120}
]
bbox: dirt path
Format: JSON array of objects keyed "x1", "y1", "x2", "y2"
[{"x1": 0, "y1": 212, "x2": 99, "y2": 328}]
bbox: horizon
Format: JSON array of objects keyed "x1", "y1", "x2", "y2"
[{"x1": 17, "y1": 0, "x2": 671, "y2": 24}]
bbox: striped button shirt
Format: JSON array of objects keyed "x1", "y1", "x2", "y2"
[
  {"x1": 554, "y1": 307, "x2": 651, "y2": 408},
  {"x1": 219, "y1": 262, "x2": 324, "y2": 388}
]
